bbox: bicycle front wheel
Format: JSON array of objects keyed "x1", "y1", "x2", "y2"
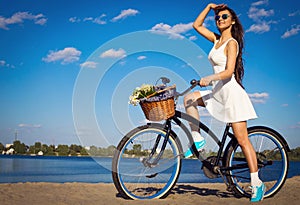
[
  {"x1": 225, "y1": 126, "x2": 289, "y2": 198},
  {"x1": 112, "y1": 123, "x2": 182, "y2": 200}
]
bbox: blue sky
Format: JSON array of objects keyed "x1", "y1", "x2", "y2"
[{"x1": 0, "y1": 0, "x2": 299, "y2": 149}]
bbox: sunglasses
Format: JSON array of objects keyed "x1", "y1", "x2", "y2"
[{"x1": 215, "y1": 14, "x2": 231, "y2": 21}]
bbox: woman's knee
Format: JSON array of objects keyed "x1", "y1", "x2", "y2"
[
  {"x1": 184, "y1": 92, "x2": 200, "y2": 107},
  {"x1": 184, "y1": 95, "x2": 193, "y2": 107},
  {"x1": 232, "y1": 122, "x2": 249, "y2": 147},
  {"x1": 236, "y1": 136, "x2": 250, "y2": 148}
]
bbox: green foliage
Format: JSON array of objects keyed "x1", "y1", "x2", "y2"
[
  {"x1": 45, "y1": 144, "x2": 56, "y2": 156},
  {"x1": 86, "y1": 145, "x2": 116, "y2": 156},
  {"x1": 2, "y1": 139, "x2": 300, "y2": 161},
  {"x1": 0, "y1": 139, "x2": 114, "y2": 157},
  {"x1": 289, "y1": 147, "x2": 300, "y2": 161},
  {"x1": 34, "y1": 142, "x2": 42, "y2": 153},
  {"x1": 13, "y1": 140, "x2": 26, "y2": 154},
  {"x1": 56, "y1": 144, "x2": 69, "y2": 156}
]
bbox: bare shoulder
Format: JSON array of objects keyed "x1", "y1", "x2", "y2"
[
  {"x1": 225, "y1": 39, "x2": 238, "y2": 56},
  {"x1": 228, "y1": 38, "x2": 238, "y2": 46},
  {"x1": 226, "y1": 39, "x2": 238, "y2": 51}
]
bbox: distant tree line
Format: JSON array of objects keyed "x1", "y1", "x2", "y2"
[
  {"x1": 1, "y1": 140, "x2": 300, "y2": 161},
  {"x1": 0, "y1": 140, "x2": 116, "y2": 157},
  {"x1": 289, "y1": 147, "x2": 300, "y2": 161}
]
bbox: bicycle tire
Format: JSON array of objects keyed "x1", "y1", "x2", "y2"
[
  {"x1": 112, "y1": 123, "x2": 183, "y2": 199},
  {"x1": 224, "y1": 126, "x2": 289, "y2": 198}
]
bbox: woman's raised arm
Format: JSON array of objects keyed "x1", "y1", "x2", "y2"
[{"x1": 193, "y1": 3, "x2": 226, "y2": 42}]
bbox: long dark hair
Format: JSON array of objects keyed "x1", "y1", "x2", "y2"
[{"x1": 215, "y1": 6, "x2": 245, "y2": 88}]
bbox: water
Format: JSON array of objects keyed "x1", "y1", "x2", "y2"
[{"x1": 0, "y1": 155, "x2": 299, "y2": 183}]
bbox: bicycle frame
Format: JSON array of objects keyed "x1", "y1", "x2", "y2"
[
  {"x1": 144, "y1": 109, "x2": 243, "y2": 172},
  {"x1": 173, "y1": 110, "x2": 231, "y2": 162}
]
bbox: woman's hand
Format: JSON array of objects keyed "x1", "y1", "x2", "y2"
[
  {"x1": 199, "y1": 76, "x2": 213, "y2": 87},
  {"x1": 209, "y1": 3, "x2": 227, "y2": 11}
]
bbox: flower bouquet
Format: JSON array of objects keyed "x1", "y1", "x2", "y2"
[
  {"x1": 129, "y1": 84, "x2": 156, "y2": 106},
  {"x1": 129, "y1": 83, "x2": 176, "y2": 121}
]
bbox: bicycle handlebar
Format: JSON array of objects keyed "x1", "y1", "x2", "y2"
[{"x1": 175, "y1": 79, "x2": 200, "y2": 98}]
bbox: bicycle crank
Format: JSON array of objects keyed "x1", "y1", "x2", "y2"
[{"x1": 202, "y1": 156, "x2": 220, "y2": 179}]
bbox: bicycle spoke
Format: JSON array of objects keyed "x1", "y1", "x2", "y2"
[
  {"x1": 112, "y1": 125, "x2": 182, "y2": 199},
  {"x1": 225, "y1": 127, "x2": 289, "y2": 198}
]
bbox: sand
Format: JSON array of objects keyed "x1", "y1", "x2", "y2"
[{"x1": 0, "y1": 176, "x2": 299, "y2": 205}]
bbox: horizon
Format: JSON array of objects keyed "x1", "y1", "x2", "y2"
[{"x1": 0, "y1": 0, "x2": 299, "y2": 150}]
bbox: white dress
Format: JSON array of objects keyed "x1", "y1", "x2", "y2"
[{"x1": 200, "y1": 38, "x2": 257, "y2": 123}]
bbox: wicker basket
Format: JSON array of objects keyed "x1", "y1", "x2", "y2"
[
  {"x1": 140, "y1": 98, "x2": 175, "y2": 121},
  {"x1": 139, "y1": 85, "x2": 176, "y2": 121}
]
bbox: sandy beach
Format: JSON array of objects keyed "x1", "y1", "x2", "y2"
[{"x1": 0, "y1": 176, "x2": 299, "y2": 205}]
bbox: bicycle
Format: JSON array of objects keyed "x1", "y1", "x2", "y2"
[{"x1": 112, "y1": 78, "x2": 290, "y2": 200}]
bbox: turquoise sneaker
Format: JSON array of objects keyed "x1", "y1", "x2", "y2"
[
  {"x1": 250, "y1": 183, "x2": 266, "y2": 202},
  {"x1": 184, "y1": 140, "x2": 206, "y2": 158}
]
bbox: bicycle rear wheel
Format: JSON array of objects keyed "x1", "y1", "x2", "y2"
[
  {"x1": 112, "y1": 123, "x2": 182, "y2": 199},
  {"x1": 224, "y1": 126, "x2": 289, "y2": 198}
]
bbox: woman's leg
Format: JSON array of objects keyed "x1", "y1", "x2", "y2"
[
  {"x1": 183, "y1": 91, "x2": 206, "y2": 157},
  {"x1": 232, "y1": 121, "x2": 265, "y2": 201},
  {"x1": 231, "y1": 121, "x2": 258, "y2": 173},
  {"x1": 184, "y1": 91, "x2": 205, "y2": 132}
]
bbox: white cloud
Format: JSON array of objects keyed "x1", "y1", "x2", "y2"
[
  {"x1": 150, "y1": 22, "x2": 193, "y2": 39},
  {"x1": 70, "y1": 9, "x2": 138, "y2": 25},
  {"x1": 0, "y1": 60, "x2": 15, "y2": 68},
  {"x1": 246, "y1": 22, "x2": 270, "y2": 33},
  {"x1": 111, "y1": 9, "x2": 139, "y2": 22},
  {"x1": 83, "y1": 17, "x2": 93, "y2": 21},
  {"x1": 100, "y1": 48, "x2": 126, "y2": 58},
  {"x1": 70, "y1": 14, "x2": 107, "y2": 25},
  {"x1": 18, "y1": 123, "x2": 41, "y2": 128},
  {"x1": 248, "y1": 92, "x2": 269, "y2": 104},
  {"x1": 189, "y1": 35, "x2": 197, "y2": 41},
  {"x1": 80, "y1": 61, "x2": 97, "y2": 69},
  {"x1": 205, "y1": 16, "x2": 215, "y2": 23},
  {"x1": 248, "y1": 7, "x2": 274, "y2": 21},
  {"x1": 69, "y1": 17, "x2": 81, "y2": 23},
  {"x1": 42, "y1": 47, "x2": 81, "y2": 65},
  {"x1": 289, "y1": 10, "x2": 300, "y2": 17},
  {"x1": 172, "y1": 23, "x2": 194, "y2": 34},
  {"x1": 35, "y1": 18, "x2": 47, "y2": 25},
  {"x1": 93, "y1": 14, "x2": 107, "y2": 25},
  {"x1": 0, "y1": 60, "x2": 5, "y2": 66},
  {"x1": 246, "y1": 1, "x2": 274, "y2": 34},
  {"x1": 251, "y1": 0, "x2": 269, "y2": 7},
  {"x1": 118, "y1": 60, "x2": 126, "y2": 66},
  {"x1": 0, "y1": 11, "x2": 47, "y2": 30},
  {"x1": 281, "y1": 25, "x2": 300, "y2": 39},
  {"x1": 137, "y1": 56, "x2": 146, "y2": 60}
]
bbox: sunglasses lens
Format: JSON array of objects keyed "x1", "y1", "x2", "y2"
[
  {"x1": 222, "y1": 14, "x2": 228, "y2": 19},
  {"x1": 215, "y1": 14, "x2": 230, "y2": 21},
  {"x1": 215, "y1": 16, "x2": 220, "y2": 21}
]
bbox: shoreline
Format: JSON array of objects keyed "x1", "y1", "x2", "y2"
[{"x1": 0, "y1": 176, "x2": 299, "y2": 205}]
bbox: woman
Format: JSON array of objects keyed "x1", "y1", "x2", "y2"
[{"x1": 184, "y1": 3, "x2": 265, "y2": 202}]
